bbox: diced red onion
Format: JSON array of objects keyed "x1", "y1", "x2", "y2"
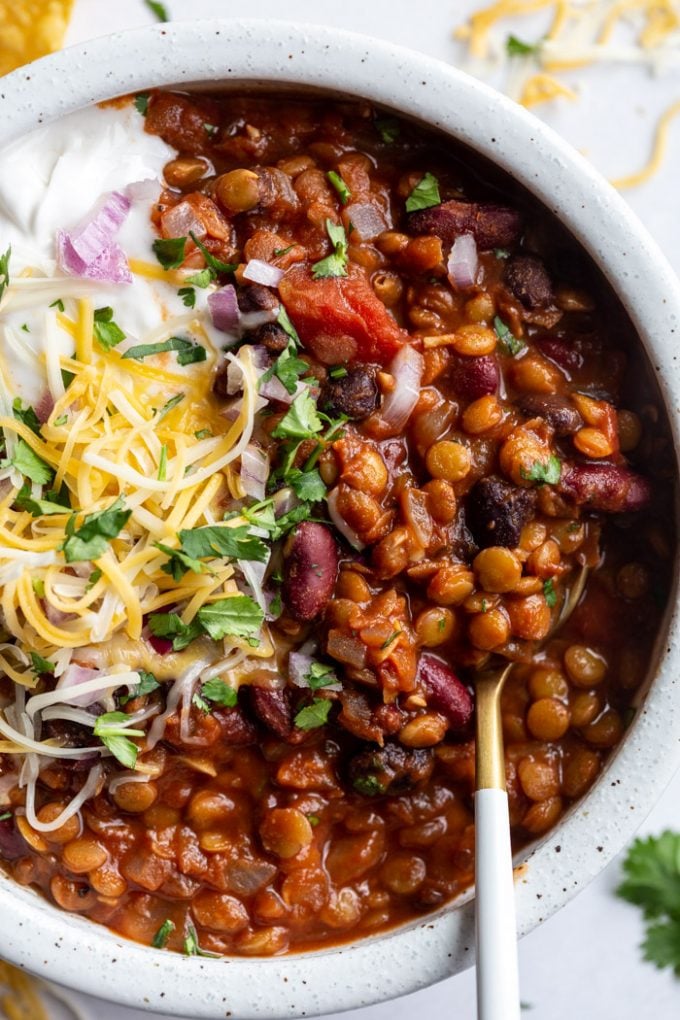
[
  {"x1": 345, "y1": 202, "x2": 388, "y2": 242},
  {"x1": 243, "y1": 259, "x2": 284, "y2": 288},
  {"x1": 44, "y1": 602, "x2": 73, "y2": 626},
  {"x1": 380, "y1": 344, "x2": 424, "y2": 433},
  {"x1": 56, "y1": 191, "x2": 132, "y2": 284},
  {"x1": 125, "y1": 178, "x2": 161, "y2": 202},
  {"x1": 56, "y1": 665, "x2": 101, "y2": 708},
  {"x1": 208, "y1": 285, "x2": 240, "y2": 334},
  {"x1": 447, "y1": 233, "x2": 479, "y2": 290},
  {"x1": 240, "y1": 444, "x2": 269, "y2": 501},
  {"x1": 160, "y1": 201, "x2": 205, "y2": 240},
  {"x1": 147, "y1": 634, "x2": 173, "y2": 655},
  {"x1": 288, "y1": 652, "x2": 342, "y2": 691},
  {"x1": 35, "y1": 390, "x2": 55, "y2": 424},
  {"x1": 327, "y1": 487, "x2": 365, "y2": 551},
  {"x1": 259, "y1": 375, "x2": 301, "y2": 405}
]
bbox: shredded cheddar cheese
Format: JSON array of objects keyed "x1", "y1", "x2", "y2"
[
  {"x1": 519, "y1": 71, "x2": 578, "y2": 105},
  {"x1": 610, "y1": 97, "x2": 680, "y2": 187}
]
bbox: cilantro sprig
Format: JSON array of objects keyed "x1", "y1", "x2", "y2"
[
  {"x1": 12, "y1": 399, "x2": 41, "y2": 436},
  {"x1": 405, "y1": 172, "x2": 440, "y2": 213},
  {"x1": 327, "y1": 171, "x2": 351, "y2": 205},
  {"x1": 93, "y1": 307, "x2": 126, "y2": 351},
  {"x1": 122, "y1": 336, "x2": 206, "y2": 366},
  {"x1": 149, "y1": 594, "x2": 264, "y2": 651},
  {"x1": 520, "y1": 455, "x2": 562, "y2": 487},
  {"x1": 156, "y1": 524, "x2": 268, "y2": 580},
  {"x1": 617, "y1": 831, "x2": 680, "y2": 975},
  {"x1": 494, "y1": 315, "x2": 525, "y2": 356},
  {"x1": 294, "y1": 698, "x2": 332, "y2": 730},
  {"x1": 153, "y1": 236, "x2": 186, "y2": 270},
  {"x1": 119, "y1": 670, "x2": 160, "y2": 706},
  {"x1": 311, "y1": 220, "x2": 349, "y2": 280},
  {"x1": 271, "y1": 389, "x2": 323, "y2": 440},
  {"x1": 10, "y1": 440, "x2": 53, "y2": 485}
]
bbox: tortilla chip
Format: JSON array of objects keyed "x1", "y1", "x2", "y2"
[{"x1": 0, "y1": 0, "x2": 75, "y2": 76}]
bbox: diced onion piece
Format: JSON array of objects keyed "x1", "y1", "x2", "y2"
[
  {"x1": 447, "y1": 233, "x2": 479, "y2": 290},
  {"x1": 380, "y1": 344, "x2": 424, "y2": 433},
  {"x1": 160, "y1": 200, "x2": 205, "y2": 240},
  {"x1": 243, "y1": 259, "x2": 284, "y2": 288},
  {"x1": 57, "y1": 190, "x2": 132, "y2": 284},
  {"x1": 326, "y1": 631, "x2": 367, "y2": 669},
  {"x1": 259, "y1": 375, "x2": 300, "y2": 405},
  {"x1": 345, "y1": 202, "x2": 388, "y2": 242},
  {"x1": 327, "y1": 487, "x2": 366, "y2": 551},
  {"x1": 288, "y1": 652, "x2": 342, "y2": 691},
  {"x1": 208, "y1": 284, "x2": 240, "y2": 334},
  {"x1": 240, "y1": 443, "x2": 269, "y2": 501},
  {"x1": 125, "y1": 178, "x2": 161, "y2": 202}
]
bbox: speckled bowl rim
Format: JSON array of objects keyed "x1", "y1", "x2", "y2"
[{"x1": 0, "y1": 19, "x2": 678, "y2": 1020}]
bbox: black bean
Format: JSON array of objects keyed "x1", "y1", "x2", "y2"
[
  {"x1": 321, "y1": 366, "x2": 379, "y2": 421},
  {"x1": 518, "y1": 393, "x2": 584, "y2": 436},
  {"x1": 348, "y1": 742, "x2": 434, "y2": 796},
  {"x1": 237, "y1": 284, "x2": 279, "y2": 314},
  {"x1": 504, "y1": 254, "x2": 554, "y2": 309},
  {"x1": 466, "y1": 475, "x2": 537, "y2": 549}
]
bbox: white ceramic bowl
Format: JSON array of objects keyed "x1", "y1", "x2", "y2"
[{"x1": 0, "y1": 19, "x2": 679, "y2": 1019}]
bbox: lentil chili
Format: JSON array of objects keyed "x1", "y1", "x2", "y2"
[{"x1": 0, "y1": 91, "x2": 673, "y2": 958}]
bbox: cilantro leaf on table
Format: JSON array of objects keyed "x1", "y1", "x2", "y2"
[
  {"x1": 153, "y1": 236, "x2": 187, "y2": 270},
  {"x1": 617, "y1": 831, "x2": 680, "y2": 974},
  {"x1": 520, "y1": 455, "x2": 562, "y2": 487},
  {"x1": 311, "y1": 219, "x2": 349, "y2": 279},
  {"x1": 271, "y1": 389, "x2": 323, "y2": 440},
  {"x1": 10, "y1": 439, "x2": 53, "y2": 485},
  {"x1": 93, "y1": 306, "x2": 126, "y2": 350},
  {"x1": 294, "y1": 698, "x2": 332, "y2": 730},
  {"x1": 405, "y1": 172, "x2": 440, "y2": 213},
  {"x1": 145, "y1": 0, "x2": 169, "y2": 21},
  {"x1": 62, "y1": 497, "x2": 131, "y2": 563},
  {"x1": 12, "y1": 399, "x2": 42, "y2": 436}
]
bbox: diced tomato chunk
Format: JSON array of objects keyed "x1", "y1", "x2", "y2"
[{"x1": 279, "y1": 264, "x2": 406, "y2": 366}]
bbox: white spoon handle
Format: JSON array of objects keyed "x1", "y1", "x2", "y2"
[{"x1": 474, "y1": 787, "x2": 521, "y2": 1020}]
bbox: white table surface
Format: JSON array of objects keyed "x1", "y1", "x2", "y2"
[{"x1": 41, "y1": 1, "x2": 680, "y2": 1017}]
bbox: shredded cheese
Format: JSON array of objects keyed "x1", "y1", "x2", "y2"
[{"x1": 610, "y1": 96, "x2": 680, "y2": 187}]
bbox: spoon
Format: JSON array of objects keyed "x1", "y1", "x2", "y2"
[{"x1": 474, "y1": 563, "x2": 589, "y2": 1020}]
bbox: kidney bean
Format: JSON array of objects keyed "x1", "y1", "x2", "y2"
[
  {"x1": 214, "y1": 706, "x2": 257, "y2": 745},
  {"x1": 282, "y1": 522, "x2": 339, "y2": 621},
  {"x1": 466, "y1": 475, "x2": 537, "y2": 549},
  {"x1": 559, "y1": 463, "x2": 651, "y2": 512},
  {"x1": 416, "y1": 654, "x2": 474, "y2": 731},
  {"x1": 504, "y1": 255, "x2": 554, "y2": 309},
  {"x1": 408, "y1": 199, "x2": 522, "y2": 251},
  {"x1": 535, "y1": 334, "x2": 584, "y2": 375},
  {"x1": 322, "y1": 366, "x2": 379, "y2": 421},
  {"x1": 518, "y1": 394, "x2": 584, "y2": 436},
  {"x1": 250, "y1": 687, "x2": 298, "y2": 741},
  {"x1": 450, "y1": 354, "x2": 499, "y2": 401},
  {"x1": 348, "y1": 742, "x2": 434, "y2": 796}
]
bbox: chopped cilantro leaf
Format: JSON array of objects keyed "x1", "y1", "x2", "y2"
[
  {"x1": 329, "y1": 365, "x2": 348, "y2": 379},
  {"x1": 93, "y1": 306, "x2": 126, "y2": 351},
  {"x1": 543, "y1": 578, "x2": 557, "y2": 608},
  {"x1": 12, "y1": 398, "x2": 42, "y2": 436},
  {"x1": 53, "y1": 414, "x2": 68, "y2": 427},
  {"x1": 10, "y1": 439, "x2": 53, "y2": 485},
  {"x1": 120, "y1": 670, "x2": 160, "y2": 706},
  {"x1": 148, "y1": 612, "x2": 204, "y2": 652},
  {"x1": 134, "y1": 93, "x2": 150, "y2": 116},
  {"x1": 311, "y1": 219, "x2": 349, "y2": 280},
  {"x1": 276, "y1": 305, "x2": 300, "y2": 346},
  {"x1": 183, "y1": 924, "x2": 220, "y2": 958},
  {"x1": 405, "y1": 172, "x2": 440, "y2": 213},
  {"x1": 194, "y1": 428, "x2": 212, "y2": 440},
  {"x1": 494, "y1": 315, "x2": 525, "y2": 356},
  {"x1": 327, "y1": 170, "x2": 351, "y2": 205},
  {"x1": 185, "y1": 268, "x2": 213, "y2": 289},
  {"x1": 305, "y1": 662, "x2": 339, "y2": 690},
  {"x1": 506, "y1": 34, "x2": 540, "y2": 56},
  {"x1": 0, "y1": 812, "x2": 11, "y2": 822},
  {"x1": 520, "y1": 455, "x2": 562, "y2": 487},
  {"x1": 15, "y1": 482, "x2": 69, "y2": 517},
  {"x1": 271, "y1": 389, "x2": 323, "y2": 440},
  {"x1": 63, "y1": 497, "x2": 131, "y2": 563},
  {"x1": 0, "y1": 246, "x2": 11, "y2": 303},
  {"x1": 157, "y1": 525, "x2": 268, "y2": 580},
  {"x1": 494, "y1": 248, "x2": 511, "y2": 260},
  {"x1": 204, "y1": 123, "x2": 219, "y2": 137},
  {"x1": 375, "y1": 117, "x2": 400, "y2": 143},
  {"x1": 353, "y1": 774, "x2": 386, "y2": 796},
  {"x1": 61, "y1": 369, "x2": 75, "y2": 390},
  {"x1": 156, "y1": 393, "x2": 185, "y2": 419},
  {"x1": 273, "y1": 244, "x2": 295, "y2": 257},
  {"x1": 380, "y1": 629, "x2": 401, "y2": 650},
  {"x1": 145, "y1": 0, "x2": 168, "y2": 21},
  {"x1": 260, "y1": 342, "x2": 308, "y2": 396},
  {"x1": 192, "y1": 691, "x2": 211, "y2": 713},
  {"x1": 152, "y1": 919, "x2": 175, "y2": 949},
  {"x1": 122, "y1": 336, "x2": 206, "y2": 365},
  {"x1": 93, "y1": 711, "x2": 144, "y2": 769},
  {"x1": 289, "y1": 468, "x2": 326, "y2": 503},
  {"x1": 307, "y1": 814, "x2": 320, "y2": 827},
  {"x1": 199, "y1": 677, "x2": 238, "y2": 708},
  {"x1": 178, "y1": 286, "x2": 196, "y2": 308},
  {"x1": 294, "y1": 698, "x2": 332, "y2": 730},
  {"x1": 50, "y1": 298, "x2": 65, "y2": 312},
  {"x1": 158, "y1": 445, "x2": 168, "y2": 481},
  {"x1": 152, "y1": 236, "x2": 186, "y2": 270},
  {"x1": 20, "y1": 323, "x2": 29, "y2": 333},
  {"x1": 197, "y1": 595, "x2": 264, "y2": 643},
  {"x1": 32, "y1": 578, "x2": 45, "y2": 598},
  {"x1": 189, "y1": 232, "x2": 238, "y2": 278},
  {"x1": 86, "y1": 567, "x2": 102, "y2": 591},
  {"x1": 30, "y1": 652, "x2": 54, "y2": 675}
]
